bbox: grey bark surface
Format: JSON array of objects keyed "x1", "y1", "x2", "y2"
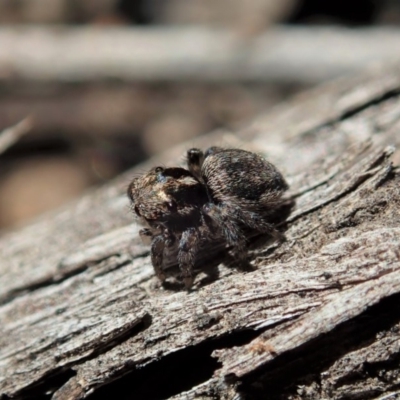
[{"x1": 2, "y1": 65, "x2": 400, "y2": 400}]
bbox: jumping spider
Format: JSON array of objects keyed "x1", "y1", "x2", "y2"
[{"x1": 127, "y1": 147, "x2": 288, "y2": 289}]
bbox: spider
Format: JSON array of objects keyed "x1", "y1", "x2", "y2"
[{"x1": 127, "y1": 147, "x2": 288, "y2": 289}]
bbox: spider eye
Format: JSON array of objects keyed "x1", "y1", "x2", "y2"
[
  {"x1": 165, "y1": 200, "x2": 177, "y2": 212},
  {"x1": 155, "y1": 166, "x2": 164, "y2": 173}
]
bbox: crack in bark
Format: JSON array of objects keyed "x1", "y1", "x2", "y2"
[
  {"x1": 300, "y1": 88, "x2": 400, "y2": 139},
  {"x1": 11, "y1": 314, "x2": 152, "y2": 400},
  {"x1": 235, "y1": 292, "x2": 400, "y2": 400},
  {"x1": 84, "y1": 328, "x2": 264, "y2": 400}
]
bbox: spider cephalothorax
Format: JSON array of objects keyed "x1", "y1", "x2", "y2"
[{"x1": 127, "y1": 147, "x2": 288, "y2": 289}]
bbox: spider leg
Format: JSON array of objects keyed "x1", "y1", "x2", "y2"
[
  {"x1": 139, "y1": 228, "x2": 153, "y2": 246},
  {"x1": 186, "y1": 148, "x2": 205, "y2": 181},
  {"x1": 150, "y1": 234, "x2": 167, "y2": 283},
  {"x1": 163, "y1": 228, "x2": 177, "y2": 248},
  {"x1": 235, "y1": 209, "x2": 285, "y2": 241},
  {"x1": 203, "y1": 203, "x2": 247, "y2": 258},
  {"x1": 178, "y1": 227, "x2": 201, "y2": 289}
]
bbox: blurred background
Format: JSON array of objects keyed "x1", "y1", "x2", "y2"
[{"x1": 0, "y1": 0, "x2": 400, "y2": 231}]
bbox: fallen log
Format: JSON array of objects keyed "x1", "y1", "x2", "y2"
[{"x1": 1, "y1": 64, "x2": 400, "y2": 399}]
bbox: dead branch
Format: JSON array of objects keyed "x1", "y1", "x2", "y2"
[{"x1": 1, "y1": 26, "x2": 400, "y2": 84}]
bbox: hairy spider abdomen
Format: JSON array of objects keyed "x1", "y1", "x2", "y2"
[{"x1": 201, "y1": 148, "x2": 288, "y2": 211}]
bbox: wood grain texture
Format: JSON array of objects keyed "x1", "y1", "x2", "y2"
[{"x1": 1, "y1": 65, "x2": 400, "y2": 399}]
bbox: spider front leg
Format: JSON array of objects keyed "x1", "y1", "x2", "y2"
[
  {"x1": 178, "y1": 227, "x2": 201, "y2": 289},
  {"x1": 150, "y1": 234, "x2": 167, "y2": 283}
]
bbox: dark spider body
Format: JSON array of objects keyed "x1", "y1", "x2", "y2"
[{"x1": 127, "y1": 147, "x2": 288, "y2": 289}]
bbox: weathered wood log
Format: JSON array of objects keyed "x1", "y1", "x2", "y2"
[
  {"x1": 1, "y1": 64, "x2": 400, "y2": 399},
  {"x1": 1, "y1": 26, "x2": 400, "y2": 84}
]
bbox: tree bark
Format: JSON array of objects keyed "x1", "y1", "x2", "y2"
[{"x1": 1, "y1": 64, "x2": 400, "y2": 400}]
